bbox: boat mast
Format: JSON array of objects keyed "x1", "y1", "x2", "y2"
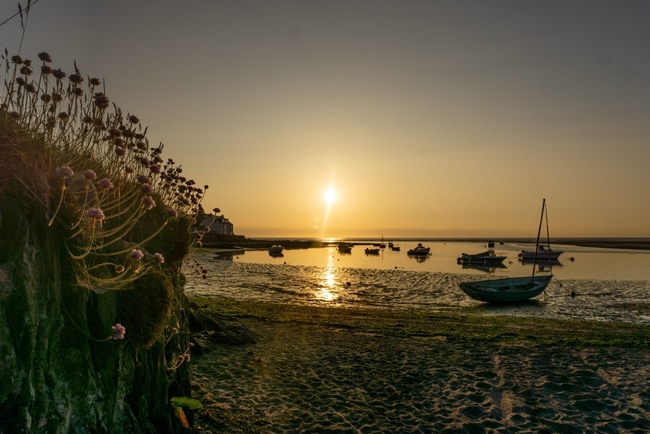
[
  {"x1": 531, "y1": 198, "x2": 545, "y2": 282},
  {"x1": 545, "y1": 203, "x2": 551, "y2": 250}
]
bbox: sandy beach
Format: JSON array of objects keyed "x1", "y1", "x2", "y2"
[{"x1": 188, "y1": 299, "x2": 650, "y2": 433}]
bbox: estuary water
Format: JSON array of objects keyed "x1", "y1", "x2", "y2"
[{"x1": 184, "y1": 240, "x2": 650, "y2": 325}]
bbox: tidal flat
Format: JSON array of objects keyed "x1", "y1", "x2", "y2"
[{"x1": 189, "y1": 297, "x2": 650, "y2": 433}]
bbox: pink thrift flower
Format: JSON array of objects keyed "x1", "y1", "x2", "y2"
[
  {"x1": 168, "y1": 208, "x2": 178, "y2": 218},
  {"x1": 53, "y1": 69, "x2": 66, "y2": 79},
  {"x1": 142, "y1": 195, "x2": 156, "y2": 210},
  {"x1": 150, "y1": 164, "x2": 161, "y2": 174},
  {"x1": 54, "y1": 166, "x2": 74, "y2": 179},
  {"x1": 97, "y1": 178, "x2": 114, "y2": 189},
  {"x1": 83, "y1": 170, "x2": 97, "y2": 181},
  {"x1": 136, "y1": 174, "x2": 150, "y2": 184},
  {"x1": 129, "y1": 249, "x2": 144, "y2": 260},
  {"x1": 87, "y1": 207, "x2": 105, "y2": 220},
  {"x1": 141, "y1": 184, "x2": 153, "y2": 194},
  {"x1": 153, "y1": 253, "x2": 164, "y2": 263},
  {"x1": 125, "y1": 166, "x2": 134, "y2": 174},
  {"x1": 111, "y1": 323, "x2": 126, "y2": 340}
]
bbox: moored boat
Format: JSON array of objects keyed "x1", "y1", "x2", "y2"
[
  {"x1": 365, "y1": 247, "x2": 380, "y2": 255},
  {"x1": 518, "y1": 245, "x2": 563, "y2": 260},
  {"x1": 457, "y1": 250, "x2": 507, "y2": 265},
  {"x1": 337, "y1": 243, "x2": 353, "y2": 253},
  {"x1": 407, "y1": 243, "x2": 431, "y2": 256},
  {"x1": 458, "y1": 198, "x2": 556, "y2": 303},
  {"x1": 459, "y1": 275, "x2": 552, "y2": 302},
  {"x1": 268, "y1": 245, "x2": 284, "y2": 254}
]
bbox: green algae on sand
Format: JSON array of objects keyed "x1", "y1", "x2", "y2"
[{"x1": 190, "y1": 296, "x2": 650, "y2": 349}]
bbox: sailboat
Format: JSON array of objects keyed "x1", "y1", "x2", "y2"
[{"x1": 458, "y1": 199, "x2": 554, "y2": 302}]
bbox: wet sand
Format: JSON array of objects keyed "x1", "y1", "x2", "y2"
[{"x1": 189, "y1": 301, "x2": 650, "y2": 433}]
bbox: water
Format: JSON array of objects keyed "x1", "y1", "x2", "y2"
[{"x1": 184, "y1": 240, "x2": 650, "y2": 325}]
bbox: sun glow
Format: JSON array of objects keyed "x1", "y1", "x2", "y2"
[
  {"x1": 319, "y1": 183, "x2": 338, "y2": 238},
  {"x1": 324, "y1": 188, "x2": 338, "y2": 205}
]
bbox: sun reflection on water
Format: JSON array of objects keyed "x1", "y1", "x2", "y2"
[
  {"x1": 315, "y1": 250, "x2": 340, "y2": 302},
  {"x1": 314, "y1": 269, "x2": 337, "y2": 301}
]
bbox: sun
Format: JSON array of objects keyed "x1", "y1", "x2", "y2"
[{"x1": 324, "y1": 188, "x2": 338, "y2": 205}]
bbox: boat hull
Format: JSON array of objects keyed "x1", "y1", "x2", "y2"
[
  {"x1": 457, "y1": 251, "x2": 506, "y2": 265},
  {"x1": 459, "y1": 275, "x2": 552, "y2": 302},
  {"x1": 519, "y1": 250, "x2": 563, "y2": 260},
  {"x1": 407, "y1": 247, "x2": 431, "y2": 256},
  {"x1": 337, "y1": 243, "x2": 353, "y2": 253}
]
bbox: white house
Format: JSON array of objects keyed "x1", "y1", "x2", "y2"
[{"x1": 197, "y1": 215, "x2": 234, "y2": 236}]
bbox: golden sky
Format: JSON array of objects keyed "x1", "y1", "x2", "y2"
[{"x1": 2, "y1": 1, "x2": 649, "y2": 238}]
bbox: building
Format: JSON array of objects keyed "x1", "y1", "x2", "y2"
[{"x1": 197, "y1": 214, "x2": 234, "y2": 237}]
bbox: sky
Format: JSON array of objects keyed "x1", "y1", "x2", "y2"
[{"x1": 1, "y1": 0, "x2": 649, "y2": 239}]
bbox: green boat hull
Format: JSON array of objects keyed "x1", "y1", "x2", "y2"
[{"x1": 459, "y1": 275, "x2": 552, "y2": 302}]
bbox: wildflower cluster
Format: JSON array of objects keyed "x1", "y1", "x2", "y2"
[
  {"x1": 1, "y1": 51, "x2": 208, "y2": 290},
  {"x1": 111, "y1": 323, "x2": 126, "y2": 340}
]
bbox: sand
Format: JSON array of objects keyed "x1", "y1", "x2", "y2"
[{"x1": 189, "y1": 315, "x2": 650, "y2": 433}]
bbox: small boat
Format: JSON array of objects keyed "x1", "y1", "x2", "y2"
[
  {"x1": 268, "y1": 245, "x2": 284, "y2": 254},
  {"x1": 457, "y1": 250, "x2": 507, "y2": 265},
  {"x1": 459, "y1": 275, "x2": 553, "y2": 302},
  {"x1": 407, "y1": 243, "x2": 431, "y2": 256},
  {"x1": 459, "y1": 199, "x2": 555, "y2": 303},
  {"x1": 487, "y1": 240, "x2": 495, "y2": 248},
  {"x1": 518, "y1": 245, "x2": 563, "y2": 260},
  {"x1": 365, "y1": 247, "x2": 380, "y2": 255},
  {"x1": 337, "y1": 243, "x2": 353, "y2": 253}
]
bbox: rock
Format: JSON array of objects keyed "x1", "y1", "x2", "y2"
[
  {"x1": 0, "y1": 192, "x2": 192, "y2": 433},
  {"x1": 188, "y1": 305, "x2": 257, "y2": 353}
]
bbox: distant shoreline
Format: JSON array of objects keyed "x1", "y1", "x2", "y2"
[
  {"x1": 551, "y1": 239, "x2": 650, "y2": 250},
  {"x1": 203, "y1": 237, "x2": 650, "y2": 251}
]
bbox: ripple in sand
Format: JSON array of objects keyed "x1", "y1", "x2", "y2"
[{"x1": 191, "y1": 313, "x2": 650, "y2": 433}]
